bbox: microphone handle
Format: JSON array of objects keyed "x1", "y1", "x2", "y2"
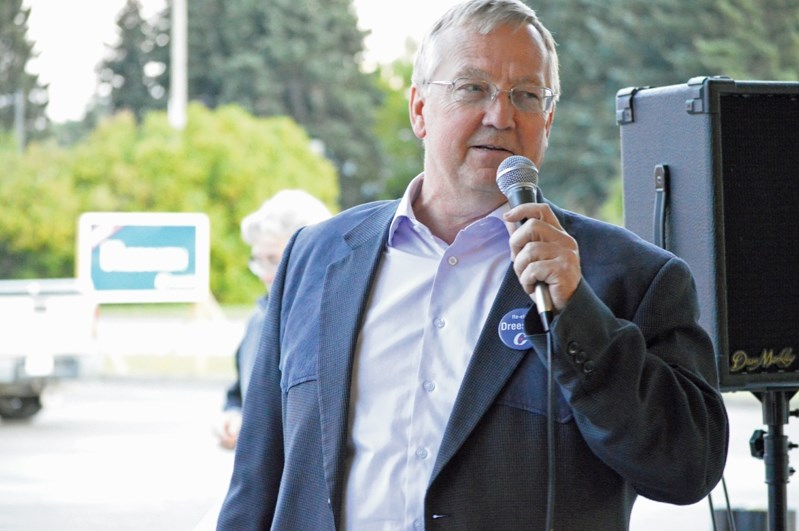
[
  {"x1": 506, "y1": 186, "x2": 537, "y2": 211},
  {"x1": 507, "y1": 185, "x2": 553, "y2": 331}
]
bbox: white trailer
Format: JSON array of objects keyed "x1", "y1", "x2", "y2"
[{"x1": 0, "y1": 278, "x2": 98, "y2": 420}]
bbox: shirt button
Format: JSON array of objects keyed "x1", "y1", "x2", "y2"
[
  {"x1": 423, "y1": 380, "x2": 436, "y2": 392},
  {"x1": 416, "y1": 447, "x2": 429, "y2": 460},
  {"x1": 434, "y1": 318, "x2": 446, "y2": 329},
  {"x1": 447, "y1": 256, "x2": 459, "y2": 266},
  {"x1": 413, "y1": 519, "x2": 424, "y2": 530}
]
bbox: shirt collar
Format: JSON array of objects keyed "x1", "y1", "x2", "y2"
[{"x1": 387, "y1": 173, "x2": 514, "y2": 247}]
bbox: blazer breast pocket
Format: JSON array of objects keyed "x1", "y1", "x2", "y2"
[
  {"x1": 279, "y1": 337, "x2": 319, "y2": 392},
  {"x1": 495, "y1": 350, "x2": 574, "y2": 423}
]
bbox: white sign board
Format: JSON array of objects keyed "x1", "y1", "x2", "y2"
[{"x1": 78, "y1": 212, "x2": 210, "y2": 303}]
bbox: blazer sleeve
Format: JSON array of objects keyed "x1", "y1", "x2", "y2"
[
  {"x1": 529, "y1": 256, "x2": 729, "y2": 505},
  {"x1": 216, "y1": 239, "x2": 296, "y2": 530}
]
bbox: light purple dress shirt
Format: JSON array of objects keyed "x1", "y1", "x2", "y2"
[{"x1": 342, "y1": 175, "x2": 514, "y2": 530}]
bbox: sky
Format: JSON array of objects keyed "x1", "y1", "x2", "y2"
[{"x1": 23, "y1": 0, "x2": 462, "y2": 123}]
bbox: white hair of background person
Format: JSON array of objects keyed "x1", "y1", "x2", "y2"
[{"x1": 241, "y1": 189, "x2": 332, "y2": 246}]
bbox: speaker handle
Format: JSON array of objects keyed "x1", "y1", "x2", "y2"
[{"x1": 653, "y1": 164, "x2": 670, "y2": 249}]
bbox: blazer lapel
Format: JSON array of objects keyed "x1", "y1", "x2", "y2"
[
  {"x1": 431, "y1": 265, "x2": 534, "y2": 481},
  {"x1": 317, "y1": 201, "x2": 396, "y2": 522}
]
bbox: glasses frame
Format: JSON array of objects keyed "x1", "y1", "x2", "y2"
[{"x1": 427, "y1": 78, "x2": 556, "y2": 114}]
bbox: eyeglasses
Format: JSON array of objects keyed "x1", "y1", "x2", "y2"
[{"x1": 427, "y1": 78, "x2": 555, "y2": 114}]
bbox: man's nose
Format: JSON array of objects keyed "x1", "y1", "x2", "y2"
[{"x1": 482, "y1": 90, "x2": 516, "y2": 129}]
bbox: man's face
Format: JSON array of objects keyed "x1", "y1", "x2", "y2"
[{"x1": 409, "y1": 23, "x2": 555, "y2": 204}]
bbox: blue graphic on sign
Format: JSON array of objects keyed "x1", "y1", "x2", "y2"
[
  {"x1": 78, "y1": 212, "x2": 210, "y2": 303},
  {"x1": 90, "y1": 225, "x2": 197, "y2": 291}
]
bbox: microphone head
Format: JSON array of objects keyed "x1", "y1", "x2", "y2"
[{"x1": 496, "y1": 155, "x2": 539, "y2": 197}]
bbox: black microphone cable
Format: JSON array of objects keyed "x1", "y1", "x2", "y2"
[
  {"x1": 542, "y1": 314, "x2": 556, "y2": 531},
  {"x1": 497, "y1": 155, "x2": 558, "y2": 530}
]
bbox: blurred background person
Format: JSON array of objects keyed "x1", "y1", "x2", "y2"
[{"x1": 214, "y1": 189, "x2": 332, "y2": 449}]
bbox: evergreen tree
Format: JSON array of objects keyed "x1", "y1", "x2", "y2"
[
  {"x1": 373, "y1": 57, "x2": 424, "y2": 200},
  {"x1": 180, "y1": 0, "x2": 384, "y2": 208},
  {"x1": 693, "y1": 0, "x2": 799, "y2": 81},
  {"x1": 532, "y1": 0, "x2": 799, "y2": 217},
  {"x1": 0, "y1": 0, "x2": 49, "y2": 147},
  {"x1": 532, "y1": 0, "x2": 629, "y2": 215},
  {"x1": 97, "y1": 0, "x2": 167, "y2": 121}
]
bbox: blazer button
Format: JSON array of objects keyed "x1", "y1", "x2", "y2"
[
  {"x1": 583, "y1": 360, "x2": 596, "y2": 374},
  {"x1": 574, "y1": 350, "x2": 588, "y2": 364},
  {"x1": 567, "y1": 341, "x2": 581, "y2": 355}
]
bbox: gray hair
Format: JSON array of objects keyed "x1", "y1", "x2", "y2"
[
  {"x1": 241, "y1": 189, "x2": 332, "y2": 246},
  {"x1": 412, "y1": 0, "x2": 560, "y2": 100}
]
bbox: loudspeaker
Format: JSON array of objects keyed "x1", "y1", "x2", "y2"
[{"x1": 617, "y1": 76, "x2": 799, "y2": 392}]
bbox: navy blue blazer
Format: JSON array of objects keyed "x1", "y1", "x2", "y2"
[{"x1": 217, "y1": 199, "x2": 729, "y2": 530}]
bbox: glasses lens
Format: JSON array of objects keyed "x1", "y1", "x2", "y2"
[
  {"x1": 510, "y1": 86, "x2": 552, "y2": 113},
  {"x1": 452, "y1": 79, "x2": 493, "y2": 104},
  {"x1": 447, "y1": 78, "x2": 553, "y2": 113}
]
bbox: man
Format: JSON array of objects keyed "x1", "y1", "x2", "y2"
[{"x1": 217, "y1": 1, "x2": 729, "y2": 529}]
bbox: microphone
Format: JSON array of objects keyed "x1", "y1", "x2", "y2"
[{"x1": 496, "y1": 155, "x2": 553, "y2": 330}]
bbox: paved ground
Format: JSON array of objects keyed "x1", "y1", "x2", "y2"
[
  {"x1": 0, "y1": 378, "x2": 235, "y2": 531},
  {"x1": 2, "y1": 308, "x2": 795, "y2": 530}
]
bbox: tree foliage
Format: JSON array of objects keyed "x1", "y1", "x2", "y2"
[
  {"x1": 372, "y1": 58, "x2": 424, "y2": 199},
  {"x1": 96, "y1": 0, "x2": 168, "y2": 121},
  {"x1": 5, "y1": 0, "x2": 799, "y2": 293},
  {"x1": 693, "y1": 0, "x2": 799, "y2": 81},
  {"x1": 531, "y1": 0, "x2": 799, "y2": 219},
  {"x1": 0, "y1": 105, "x2": 338, "y2": 302},
  {"x1": 170, "y1": 0, "x2": 384, "y2": 208},
  {"x1": 0, "y1": 0, "x2": 49, "y2": 146}
]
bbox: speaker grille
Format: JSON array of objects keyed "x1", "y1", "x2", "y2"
[{"x1": 720, "y1": 92, "x2": 799, "y2": 377}]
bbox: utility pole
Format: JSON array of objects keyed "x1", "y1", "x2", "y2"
[
  {"x1": 168, "y1": 0, "x2": 187, "y2": 130},
  {"x1": 14, "y1": 89, "x2": 25, "y2": 152}
]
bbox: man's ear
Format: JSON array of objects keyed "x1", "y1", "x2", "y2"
[{"x1": 409, "y1": 85, "x2": 426, "y2": 139}]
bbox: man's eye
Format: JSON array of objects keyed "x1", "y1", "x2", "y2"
[
  {"x1": 458, "y1": 82, "x2": 489, "y2": 94},
  {"x1": 515, "y1": 89, "x2": 541, "y2": 101}
]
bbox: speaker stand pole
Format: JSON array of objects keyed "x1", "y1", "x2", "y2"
[{"x1": 754, "y1": 390, "x2": 797, "y2": 531}]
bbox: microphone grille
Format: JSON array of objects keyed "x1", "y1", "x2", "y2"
[{"x1": 496, "y1": 155, "x2": 539, "y2": 196}]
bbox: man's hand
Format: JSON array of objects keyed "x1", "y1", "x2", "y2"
[{"x1": 504, "y1": 203, "x2": 581, "y2": 313}]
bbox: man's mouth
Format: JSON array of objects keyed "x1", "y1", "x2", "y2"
[{"x1": 474, "y1": 144, "x2": 513, "y2": 153}]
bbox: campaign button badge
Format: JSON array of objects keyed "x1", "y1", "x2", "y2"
[{"x1": 498, "y1": 308, "x2": 531, "y2": 350}]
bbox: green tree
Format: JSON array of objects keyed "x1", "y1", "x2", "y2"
[
  {"x1": 0, "y1": 0, "x2": 49, "y2": 147},
  {"x1": 0, "y1": 105, "x2": 338, "y2": 302},
  {"x1": 97, "y1": 0, "x2": 167, "y2": 122},
  {"x1": 693, "y1": 0, "x2": 799, "y2": 81},
  {"x1": 531, "y1": 0, "x2": 631, "y2": 216},
  {"x1": 532, "y1": 0, "x2": 799, "y2": 219},
  {"x1": 0, "y1": 134, "x2": 77, "y2": 277},
  {"x1": 373, "y1": 58, "x2": 424, "y2": 200},
  {"x1": 172, "y1": 0, "x2": 384, "y2": 208}
]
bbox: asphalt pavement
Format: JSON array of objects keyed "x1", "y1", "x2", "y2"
[
  {"x1": 2, "y1": 309, "x2": 798, "y2": 530},
  {"x1": 0, "y1": 378, "x2": 235, "y2": 531}
]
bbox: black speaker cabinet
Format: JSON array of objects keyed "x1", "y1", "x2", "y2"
[{"x1": 617, "y1": 76, "x2": 799, "y2": 392}]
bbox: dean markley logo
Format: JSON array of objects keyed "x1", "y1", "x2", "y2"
[{"x1": 730, "y1": 347, "x2": 797, "y2": 373}]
